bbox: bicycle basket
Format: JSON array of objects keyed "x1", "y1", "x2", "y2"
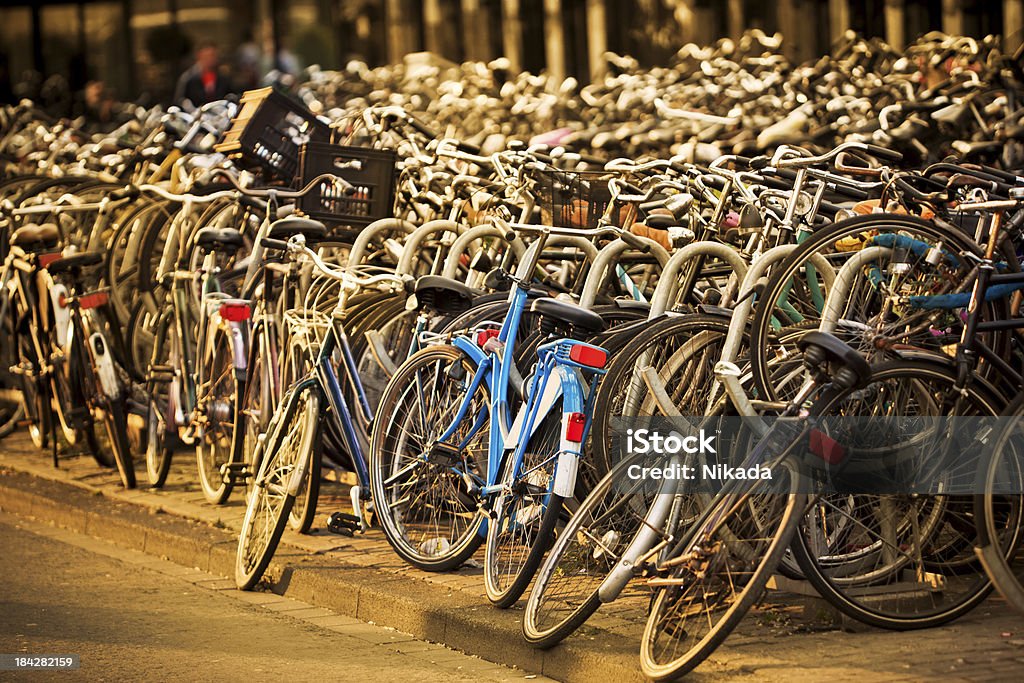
[
  {"x1": 531, "y1": 169, "x2": 618, "y2": 229},
  {"x1": 214, "y1": 87, "x2": 330, "y2": 179},
  {"x1": 296, "y1": 142, "x2": 397, "y2": 229}
]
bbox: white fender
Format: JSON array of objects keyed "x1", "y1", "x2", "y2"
[
  {"x1": 553, "y1": 412, "x2": 582, "y2": 497},
  {"x1": 504, "y1": 370, "x2": 564, "y2": 450},
  {"x1": 88, "y1": 332, "x2": 121, "y2": 399},
  {"x1": 49, "y1": 283, "x2": 70, "y2": 345}
]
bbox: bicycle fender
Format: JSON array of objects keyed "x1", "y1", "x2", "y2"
[
  {"x1": 49, "y1": 283, "x2": 70, "y2": 344},
  {"x1": 89, "y1": 332, "x2": 120, "y2": 399},
  {"x1": 553, "y1": 368, "x2": 586, "y2": 498},
  {"x1": 227, "y1": 321, "x2": 247, "y2": 374}
]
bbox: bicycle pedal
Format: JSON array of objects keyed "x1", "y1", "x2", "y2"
[
  {"x1": 219, "y1": 462, "x2": 251, "y2": 485},
  {"x1": 326, "y1": 511, "x2": 360, "y2": 536},
  {"x1": 146, "y1": 365, "x2": 175, "y2": 381}
]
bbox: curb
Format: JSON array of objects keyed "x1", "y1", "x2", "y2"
[{"x1": 0, "y1": 468, "x2": 644, "y2": 683}]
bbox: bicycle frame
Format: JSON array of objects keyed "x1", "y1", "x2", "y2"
[
  {"x1": 270, "y1": 311, "x2": 374, "y2": 511},
  {"x1": 436, "y1": 237, "x2": 601, "y2": 506}
]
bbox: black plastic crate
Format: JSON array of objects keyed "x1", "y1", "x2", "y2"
[
  {"x1": 214, "y1": 87, "x2": 330, "y2": 179},
  {"x1": 297, "y1": 142, "x2": 397, "y2": 229},
  {"x1": 531, "y1": 169, "x2": 619, "y2": 229}
]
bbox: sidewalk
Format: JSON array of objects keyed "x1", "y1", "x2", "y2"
[{"x1": 2, "y1": 434, "x2": 1023, "y2": 681}]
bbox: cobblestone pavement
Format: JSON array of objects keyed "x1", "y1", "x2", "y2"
[{"x1": 2, "y1": 433, "x2": 1024, "y2": 681}]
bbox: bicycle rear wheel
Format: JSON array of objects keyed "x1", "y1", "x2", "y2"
[
  {"x1": 485, "y1": 398, "x2": 564, "y2": 608},
  {"x1": 79, "y1": 321, "x2": 135, "y2": 489},
  {"x1": 791, "y1": 360, "x2": 1004, "y2": 629},
  {"x1": 196, "y1": 322, "x2": 239, "y2": 504}
]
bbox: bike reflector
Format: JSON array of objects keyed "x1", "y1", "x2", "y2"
[
  {"x1": 79, "y1": 292, "x2": 109, "y2": 310},
  {"x1": 809, "y1": 429, "x2": 845, "y2": 465},
  {"x1": 38, "y1": 252, "x2": 62, "y2": 269},
  {"x1": 568, "y1": 344, "x2": 607, "y2": 369},
  {"x1": 219, "y1": 302, "x2": 251, "y2": 322},
  {"x1": 476, "y1": 328, "x2": 499, "y2": 347},
  {"x1": 564, "y1": 412, "x2": 586, "y2": 443}
]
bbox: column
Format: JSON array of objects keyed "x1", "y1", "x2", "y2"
[
  {"x1": 586, "y1": 0, "x2": 607, "y2": 81},
  {"x1": 885, "y1": 0, "x2": 905, "y2": 50},
  {"x1": 1006, "y1": 0, "x2": 1024, "y2": 53},
  {"x1": 828, "y1": 0, "x2": 849, "y2": 44},
  {"x1": 544, "y1": 0, "x2": 565, "y2": 81},
  {"x1": 502, "y1": 0, "x2": 522, "y2": 71}
]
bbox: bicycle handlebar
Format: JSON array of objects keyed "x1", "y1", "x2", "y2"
[
  {"x1": 496, "y1": 218, "x2": 650, "y2": 252},
  {"x1": 771, "y1": 141, "x2": 903, "y2": 169},
  {"x1": 261, "y1": 236, "x2": 406, "y2": 289},
  {"x1": 212, "y1": 169, "x2": 354, "y2": 197}
]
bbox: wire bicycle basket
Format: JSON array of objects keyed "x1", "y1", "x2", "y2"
[{"x1": 529, "y1": 168, "x2": 621, "y2": 229}]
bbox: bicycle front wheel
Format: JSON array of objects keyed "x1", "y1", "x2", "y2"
[
  {"x1": 235, "y1": 384, "x2": 320, "y2": 590},
  {"x1": 524, "y1": 448, "x2": 671, "y2": 647},
  {"x1": 370, "y1": 344, "x2": 488, "y2": 572}
]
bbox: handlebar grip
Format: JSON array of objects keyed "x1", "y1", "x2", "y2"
[
  {"x1": 670, "y1": 161, "x2": 691, "y2": 174},
  {"x1": 455, "y1": 139, "x2": 482, "y2": 155},
  {"x1": 109, "y1": 186, "x2": 140, "y2": 201},
  {"x1": 260, "y1": 237, "x2": 291, "y2": 252},
  {"x1": 863, "y1": 144, "x2": 903, "y2": 163},
  {"x1": 827, "y1": 184, "x2": 871, "y2": 202}
]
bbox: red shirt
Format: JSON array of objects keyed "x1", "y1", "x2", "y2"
[{"x1": 201, "y1": 70, "x2": 216, "y2": 95}]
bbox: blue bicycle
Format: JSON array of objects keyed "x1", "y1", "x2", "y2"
[{"x1": 370, "y1": 220, "x2": 643, "y2": 607}]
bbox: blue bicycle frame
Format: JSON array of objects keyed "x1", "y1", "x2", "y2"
[{"x1": 434, "y1": 238, "x2": 607, "y2": 512}]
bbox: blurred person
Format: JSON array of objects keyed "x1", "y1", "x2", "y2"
[
  {"x1": 174, "y1": 41, "x2": 233, "y2": 108},
  {"x1": 234, "y1": 30, "x2": 263, "y2": 91},
  {"x1": 73, "y1": 81, "x2": 118, "y2": 131}
]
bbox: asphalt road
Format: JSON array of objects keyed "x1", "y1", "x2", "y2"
[{"x1": 0, "y1": 518, "x2": 525, "y2": 682}]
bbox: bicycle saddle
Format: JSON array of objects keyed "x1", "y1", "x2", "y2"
[
  {"x1": 10, "y1": 223, "x2": 60, "y2": 250},
  {"x1": 268, "y1": 217, "x2": 327, "y2": 241},
  {"x1": 531, "y1": 297, "x2": 606, "y2": 334},
  {"x1": 46, "y1": 251, "x2": 104, "y2": 274},
  {"x1": 195, "y1": 227, "x2": 245, "y2": 251},
  {"x1": 797, "y1": 331, "x2": 872, "y2": 390},
  {"x1": 414, "y1": 275, "x2": 478, "y2": 314}
]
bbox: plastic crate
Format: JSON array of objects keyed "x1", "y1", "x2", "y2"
[
  {"x1": 296, "y1": 142, "x2": 397, "y2": 229},
  {"x1": 532, "y1": 169, "x2": 619, "y2": 229},
  {"x1": 214, "y1": 87, "x2": 330, "y2": 179}
]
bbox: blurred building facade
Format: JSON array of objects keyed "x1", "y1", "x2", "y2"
[{"x1": 0, "y1": 0, "x2": 1019, "y2": 102}]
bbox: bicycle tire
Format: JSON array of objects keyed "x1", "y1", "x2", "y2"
[
  {"x1": 791, "y1": 359, "x2": 1003, "y2": 630},
  {"x1": 523, "y1": 448, "x2": 658, "y2": 647},
  {"x1": 485, "y1": 397, "x2": 565, "y2": 608},
  {"x1": 236, "y1": 384, "x2": 320, "y2": 590},
  {"x1": 639, "y1": 458, "x2": 803, "y2": 680},
  {"x1": 749, "y1": 213, "x2": 1011, "y2": 403},
  {"x1": 195, "y1": 321, "x2": 239, "y2": 505},
  {"x1": 369, "y1": 344, "x2": 488, "y2": 572}
]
